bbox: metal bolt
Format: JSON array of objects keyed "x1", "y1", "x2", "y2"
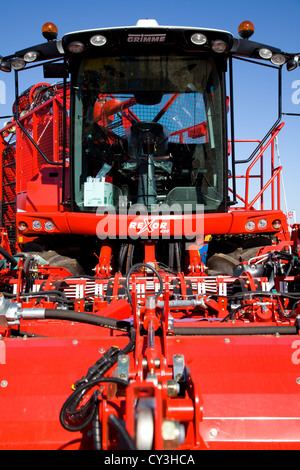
[
  {"x1": 120, "y1": 354, "x2": 128, "y2": 363},
  {"x1": 175, "y1": 354, "x2": 183, "y2": 362},
  {"x1": 99, "y1": 348, "x2": 105, "y2": 354},
  {"x1": 167, "y1": 380, "x2": 180, "y2": 397},
  {"x1": 162, "y1": 420, "x2": 185, "y2": 447},
  {"x1": 1, "y1": 380, "x2": 8, "y2": 388},
  {"x1": 224, "y1": 338, "x2": 230, "y2": 343},
  {"x1": 209, "y1": 428, "x2": 218, "y2": 438},
  {"x1": 72, "y1": 339, "x2": 78, "y2": 345},
  {"x1": 296, "y1": 378, "x2": 300, "y2": 385}
]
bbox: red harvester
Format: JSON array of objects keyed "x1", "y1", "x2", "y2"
[{"x1": 0, "y1": 19, "x2": 299, "y2": 450}]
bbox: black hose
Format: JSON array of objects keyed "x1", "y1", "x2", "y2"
[
  {"x1": 118, "y1": 243, "x2": 128, "y2": 272},
  {"x1": 173, "y1": 325, "x2": 298, "y2": 336},
  {"x1": 44, "y1": 308, "x2": 131, "y2": 332},
  {"x1": 60, "y1": 377, "x2": 129, "y2": 432},
  {"x1": 93, "y1": 402, "x2": 102, "y2": 451},
  {"x1": 60, "y1": 328, "x2": 136, "y2": 433},
  {"x1": 108, "y1": 414, "x2": 137, "y2": 450},
  {"x1": 175, "y1": 243, "x2": 181, "y2": 272},
  {"x1": 125, "y1": 262, "x2": 164, "y2": 311},
  {"x1": 0, "y1": 246, "x2": 17, "y2": 268},
  {"x1": 229, "y1": 290, "x2": 300, "y2": 300}
]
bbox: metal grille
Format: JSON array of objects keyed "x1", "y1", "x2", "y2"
[
  {"x1": 1, "y1": 145, "x2": 16, "y2": 250},
  {"x1": 18, "y1": 97, "x2": 68, "y2": 192},
  {"x1": 105, "y1": 93, "x2": 208, "y2": 144}
]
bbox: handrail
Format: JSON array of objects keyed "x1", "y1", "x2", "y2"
[
  {"x1": 245, "y1": 123, "x2": 284, "y2": 210},
  {"x1": 14, "y1": 95, "x2": 66, "y2": 167},
  {"x1": 235, "y1": 117, "x2": 282, "y2": 165},
  {"x1": 16, "y1": 117, "x2": 63, "y2": 167},
  {"x1": 228, "y1": 122, "x2": 284, "y2": 211},
  {"x1": 247, "y1": 166, "x2": 282, "y2": 210}
]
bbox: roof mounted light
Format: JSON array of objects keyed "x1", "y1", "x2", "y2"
[
  {"x1": 11, "y1": 58, "x2": 26, "y2": 70},
  {"x1": 191, "y1": 33, "x2": 207, "y2": 45},
  {"x1": 238, "y1": 20, "x2": 255, "y2": 39},
  {"x1": 211, "y1": 40, "x2": 228, "y2": 53},
  {"x1": 286, "y1": 58, "x2": 298, "y2": 71},
  {"x1": 90, "y1": 34, "x2": 107, "y2": 46},
  {"x1": 271, "y1": 54, "x2": 286, "y2": 66},
  {"x1": 136, "y1": 19, "x2": 159, "y2": 27},
  {"x1": 68, "y1": 41, "x2": 85, "y2": 54},
  {"x1": 42, "y1": 22, "x2": 58, "y2": 41},
  {"x1": 23, "y1": 51, "x2": 40, "y2": 63},
  {"x1": 0, "y1": 60, "x2": 11, "y2": 72},
  {"x1": 258, "y1": 48, "x2": 273, "y2": 60}
]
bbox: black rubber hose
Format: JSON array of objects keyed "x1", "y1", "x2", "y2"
[
  {"x1": 44, "y1": 309, "x2": 131, "y2": 332},
  {"x1": 125, "y1": 262, "x2": 164, "y2": 310},
  {"x1": 229, "y1": 290, "x2": 300, "y2": 300},
  {"x1": 173, "y1": 325, "x2": 298, "y2": 336},
  {"x1": 59, "y1": 328, "x2": 136, "y2": 433},
  {"x1": 108, "y1": 414, "x2": 137, "y2": 450},
  {"x1": 0, "y1": 246, "x2": 17, "y2": 268},
  {"x1": 60, "y1": 377, "x2": 129, "y2": 432},
  {"x1": 93, "y1": 402, "x2": 102, "y2": 451}
]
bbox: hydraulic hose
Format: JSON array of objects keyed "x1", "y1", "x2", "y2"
[
  {"x1": 173, "y1": 325, "x2": 299, "y2": 336},
  {"x1": 60, "y1": 328, "x2": 136, "y2": 433},
  {"x1": 60, "y1": 377, "x2": 129, "y2": 432},
  {"x1": 125, "y1": 262, "x2": 164, "y2": 311},
  {"x1": 0, "y1": 246, "x2": 17, "y2": 268},
  {"x1": 108, "y1": 414, "x2": 137, "y2": 450},
  {"x1": 43, "y1": 308, "x2": 131, "y2": 332}
]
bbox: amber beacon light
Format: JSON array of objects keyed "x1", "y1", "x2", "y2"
[
  {"x1": 42, "y1": 22, "x2": 58, "y2": 41},
  {"x1": 238, "y1": 20, "x2": 255, "y2": 39}
]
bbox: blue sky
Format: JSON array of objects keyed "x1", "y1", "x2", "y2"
[{"x1": 0, "y1": 0, "x2": 300, "y2": 221}]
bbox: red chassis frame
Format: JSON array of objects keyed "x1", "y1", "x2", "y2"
[{"x1": 1, "y1": 281, "x2": 300, "y2": 450}]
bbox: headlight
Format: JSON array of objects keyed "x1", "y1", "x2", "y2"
[
  {"x1": 258, "y1": 48, "x2": 273, "y2": 59},
  {"x1": 67, "y1": 41, "x2": 85, "y2": 54},
  {"x1": 211, "y1": 40, "x2": 228, "y2": 53},
  {"x1": 24, "y1": 51, "x2": 39, "y2": 63},
  {"x1": 11, "y1": 58, "x2": 26, "y2": 70},
  {"x1": 18, "y1": 222, "x2": 28, "y2": 232},
  {"x1": 286, "y1": 59, "x2": 298, "y2": 72},
  {"x1": 32, "y1": 220, "x2": 42, "y2": 230},
  {"x1": 90, "y1": 34, "x2": 107, "y2": 46},
  {"x1": 191, "y1": 33, "x2": 207, "y2": 45},
  {"x1": 44, "y1": 221, "x2": 55, "y2": 231},
  {"x1": 271, "y1": 54, "x2": 286, "y2": 66},
  {"x1": 246, "y1": 220, "x2": 255, "y2": 231},
  {"x1": 0, "y1": 60, "x2": 11, "y2": 73},
  {"x1": 258, "y1": 219, "x2": 267, "y2": 229},
  {"x1": 272, "y1": 219, "x2": 281, "y2": 229}
]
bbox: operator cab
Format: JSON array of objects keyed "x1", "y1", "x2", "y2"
[{"x1": 69, "y1": 22, "x2": 230, "y2": 213}]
